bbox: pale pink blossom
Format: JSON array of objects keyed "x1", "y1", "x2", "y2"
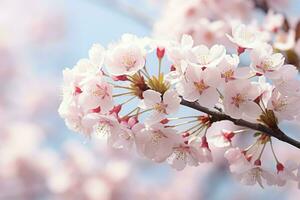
[
  {"x1": 250, "y1": 44, "x2": 285, "y2": 77},
  {"x1": 191, "y1": 137, "x2": 213, "y2": 163},
  {"x1": 73, "y1": 58, "x2": 103, "y2": 76},
  {"x1": 276, "y1": 160, "x2": 298, "y2": 186},
  {"x1": 192, "y1": 44, "x2": 226, "y2": 68},
  {"x1": 208, "y1": 129, "x2": 235, "y2": 148},
  {"x1": 78, "y1": 76, "x2": 113, "y2": 113},
  {"x1": 227, "y1": 23, "x2": 265, "y2": 50},
  {"x1": 267, "y1": 89, "x2": 300, "y2": 121},
  {"x1": 167, "y1": 144, "x2": 201, "y2": 170},
  {"x1": 167, "y1": 34, "x2": 197, "y2": 74},
  {"x1": 223, "y1": 80, "x2": 261, "y2": 120},
  {"x1": 256, "y1": 76, "x2": 273, "y2": 106},
  {"x1": 190, "y1": 18, "x2": 226, "y2": 46},
  {"x1": 197, "y1": 145, "x2": 213, "y2": 163},
  {"x1": 58, "y1": 102, "x2": 90, "y2": 135},
  {"x1": 140, "y1": 89, "x2": 181, "y2": 123},
  {"x1": 88, "y1": 43, "x2": 105, "y2": 68},
  {"x1": 273, "y1": 65, "x2": 300, "y2": 96},
  {"x1": 105, "y1": 34, "x2": 147, "y2": 75},
  {"x1": 217, "y1": 54, "x2": 249, "y2": 83},
  {"x1": 82, "y1": 113, "x2": 121, "y2": 145},
  {"x1": 207, "y1": 120, "x2": 242, "y2": 148},
  {"x1": 235, "y1": 164, "x2": 277, "y2": 188},
  {"x1": 224, "y1": 147, "x2": 251, "y2": 174},
  {"x1": 135, "y1": 123, "x2": 181, "y2": 162},
  {"x1": 115, "y1": 117, "x2": 140, "y2": 150},
  {"x1": 273, "y1": 30, "x2": 296, "y2": 51},
  {"x1": 176, "y1": 66, "x2": 221, "y2": 108}
]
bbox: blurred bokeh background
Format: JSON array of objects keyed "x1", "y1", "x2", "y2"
[{"x1": 1, "y1": 0, "x2": 300, "y2": 199}]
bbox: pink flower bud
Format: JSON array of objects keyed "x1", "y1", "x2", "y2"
[
  {"x1": 223, "y1": 131, "x2": 235, "y2": 141},
  {"x1": 112, "y1": 75, "x2": 128, "y2": 81},
  {"x1": 156, "y1": 47, "x2": 165, "y2": 60},
  {"x1": 254, "y1": 159, "x2": 261, "y2": 166},
  {"x1": 276, "y1": 162, "x2": 284, "y2": 173},
  {"x1": 110, "y1": 104, "x2": 122, "y2": 114},
  {"x1": 91, "y1": 106, "x2": 101, "y2": 113},
  {"x1": 160, "y1": 118, "x2": 169, "y2": 124},
  {"x1": 170, "y1": 65, "x2": 176, "y2": 71},
  {"x1": 201, "y1": 136, "x2": 209, "y2": 148},
  {"x1": 237, "y1": 46, "x2": 246, "y2": 56},
  {"x1": 74, "y1": 86, "x2": 82, "y2": 95}
]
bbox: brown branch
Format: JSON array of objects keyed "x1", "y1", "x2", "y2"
[
  {"x1": 254, "y1": 0, "x2": 269, "y2": 13},
  {"x1": 180, "y1": 99, "x2": 300, "y2": 149}
]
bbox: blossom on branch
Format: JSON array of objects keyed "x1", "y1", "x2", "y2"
[{"x1": 59, "y1": 27, "x2": 300, "y2": 189}]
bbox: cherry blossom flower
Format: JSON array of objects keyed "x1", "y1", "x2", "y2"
[
  {"x1": 227, "y1": 23, "x2": 265, "y2": 53},
  {"x1": 78, "y1": 76, "x2": 113, "y2": 113},
  {"x1": 208, "y1": 129, "x2": 235, "y2": 148},
  {"x1": 256, "y1": 76, "x2": 273, "y2": 106},
  {"x1": 223, "y1": 80, "x2": 261, "y2": 120},
  {"x1": 250, "y1": 44, "x2": 285, "y2": 78},
  {"x1": 58, "y1": 102, "x2": 89, "y2": 135},
  {"x1": 217, "y1": 54, "x2": 249, "y2": 83},
  {"x1": 207, "y1": 121, "x2": 242, "y2": 148},
  {"x1": 176, "y1": 66, "x2": 221, "y2": 108},
  {"x1": 88, "y1": 43, "x2": 106, "y2": 68},
  {"x1": 190, "y1": 18, "x2": 226, "y2": 46},
  {"x1": 140, "y1": 89, "x2": 181, "y2": 123},
  {"x1": 167, "y1": 34, "x2": 195, "y2": 62},
  {"x1": 276, "y1": 160, "x2": 298, "y2": 186},
  {"x1": 225, "y1": 147, "x2": 251, "y2": 174},
  {"x1": 135, "y1": 123, "x2": 181, "y2": 162},
  {"x1": 235, "y1": 162, "x2": 277, "y2": 188},
  {"x1": 112, "y1": 118, "x2": 139, "y2": 151},
  {"x1": 82, "y1": 113, "x2": 121, "y2": 145},
  {"x1": 167, "y1": 144, "x2": 201, "y2": 170},
  {"x1": 267, "y1": 89, "x2": 300, "y2": 121},
  {"x1": 192, "y1": 44, "x2": 226, "y2": 68},
  {"x1": 166, "y1": 34, "x2": 197, "y2": 75},
  {"x1": 196, "y1": 137, "x2": 213, "y2": 163},
  {"x1": 273, "y1": 65, "x2": 300, "y2": 96},
  {"x1": 105, "y1": 34, "x2": 147, "y2": 75}
]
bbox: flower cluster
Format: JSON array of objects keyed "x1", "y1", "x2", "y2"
[
  {"x1": 59, "y1": 25, "x2": 300, "y2": 188},
  {"x1": 153, "y1": 0, "x2": 300, "y2": 65}
]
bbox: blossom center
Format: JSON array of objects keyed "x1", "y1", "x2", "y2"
[
  {"x1": 198, "y1": 54, "x2": 210, "y2": 65},
  {"x1": 122, "y1": 54, "x2": 137, "y2": 71},
  {"x1": 239, "y1": 30, "x2": 255, "y2": 43},
  {"x1": 174, "y1": 149, "x2": 186, "y2": 161},
  {"x1": 194, "y1": 80, "x2": 209, "y2": 94},
  {"x1": 231, "y1": 93, "x2": 246, "y2": 108},
  {"x1": 258, "y1": 58, "x2": 274, "y2": 72},
  {"x1": 151, "y1": 130, "x2": 167, "y2": 144},
  {"x1": 92, "y1": 84, "x2": 110, "y2": 99},
  {"x1": 221, "y1": 69, "x2": 235, "y2": 82},
  {"x1": 95, "y1": 120, "x2": 113, "y2": 137},
  {"x1": 272, "y1": 99, "x2": 287, "y2": 112},
  {"x1": 154, "y1": 102, "x2": 168, "y2": 113}
]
